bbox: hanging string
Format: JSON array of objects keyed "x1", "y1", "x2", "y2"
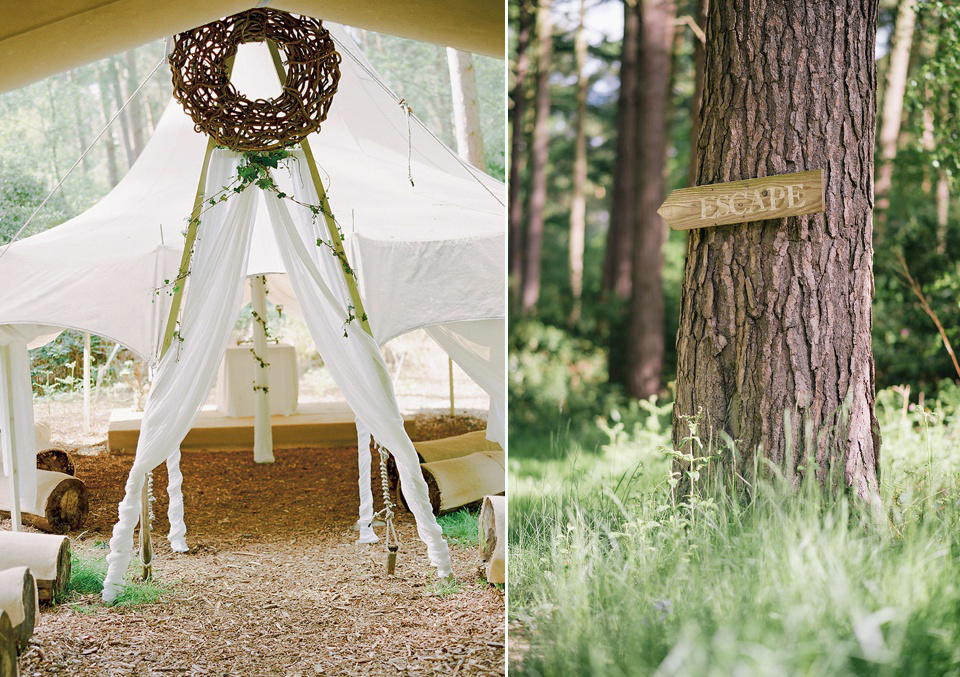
[
  {"x1": 330, "y1": 34, "x2": 505, "y2": 207},
  {"x1": 0, "y1": 54, "x2": 167, "y2": 262},
  {"x1": 398, "y1": 98, "x2": 415, "y2": 187}
]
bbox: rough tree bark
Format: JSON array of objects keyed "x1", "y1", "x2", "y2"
[
  {"x1": 689, "y1": 0, "x2": 708, "y2": 186},
  {"x1": 626, "y1": 0, "x2": 675, "y2": 398},
  {"x1": 603, "y1": 0, "x2": 641, "y2": 386},
  {"x1": 509, "y1": 0, "x2": 535, "y2": 308},
  {"x1": 521, "y1": 0, "x2": 554, "y2": 315},
  {"x1": 874, "y1": 0, "x2": 917, "y2": 227},
  {"x1": 674, "y1": 0, "x2": 881, "y2": 502},
  {"x1": 568, "y1": 0, "x2": 588, "y2": 327}
]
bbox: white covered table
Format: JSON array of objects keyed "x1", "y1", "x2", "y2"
[{"x1": 215, "y1": 343, "x2": 298, "y2": 417}]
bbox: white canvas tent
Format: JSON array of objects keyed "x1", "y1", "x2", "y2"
[{"x1": 0, "y1": 25, "x2": 504, "y2": 601}]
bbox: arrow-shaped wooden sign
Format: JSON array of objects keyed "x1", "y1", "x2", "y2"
[{"x1": 657, "y1": 169, "x2": 825, "y2": 231}]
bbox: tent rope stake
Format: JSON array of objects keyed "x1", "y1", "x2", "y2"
[{"x1": 373, "y1": 442, "x2": 400, "y2": 573}]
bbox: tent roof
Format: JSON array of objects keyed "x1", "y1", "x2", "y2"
[
  {"x1": 0, "y1": 0, "x2": 504, "y2": 94},
  {"x1": 0, "y1": 27, "x2": 504, "y2": 360}
]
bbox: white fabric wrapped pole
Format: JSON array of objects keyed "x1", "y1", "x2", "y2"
[
  {"x1": 264, "y1": 176, "x2": 452, "y2": 577},
  {"x1": 250, "y1": 275, "x2": 274, "y2": 464},
  {"x1": 354, "y1": 418, "x2": 378, "y2": 543},
  {"x1": 103, "y1": 153, "x2": 256, "y2": 603},
  {"x1": 0, "y1": 333, "x2": 39, "y2": 520}
]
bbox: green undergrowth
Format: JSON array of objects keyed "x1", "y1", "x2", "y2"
[
  {"x1": 438, "y1": 508, "x2": 480, "y2": 547},
  {"x1": 510, "y1": 385, "x2": 960, "y2": 676},
  {"x1": 65, "y1": 545, "x2": 171, "y2": 609}
]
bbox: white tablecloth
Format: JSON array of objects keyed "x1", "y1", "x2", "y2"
[{"x1": 215, "y1": 343, "x2": 298, "y2": 417}]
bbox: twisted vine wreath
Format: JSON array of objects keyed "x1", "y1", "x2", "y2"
[{"x1": 169, "y1": 8, "x2": 341, "y2": 151}]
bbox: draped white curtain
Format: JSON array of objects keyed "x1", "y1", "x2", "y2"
[
  {"x1": 425, "y1": 320, "x2": 505, "y2": 447},
  {"x1": 103, "y1": 152, "x2": 451, "y2": 603},
  {"x1": 103, "y1": 153, "x2": 256, "y2": 602},
  {"x1": 264, "y1": 162, "x2": 451, "y2": 575}
]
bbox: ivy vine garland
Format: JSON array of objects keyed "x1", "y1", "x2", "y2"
[{"x1": 169, "y1": 8, "x2": 341, "y2": 152}]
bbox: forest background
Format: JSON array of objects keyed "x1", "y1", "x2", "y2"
[{"x1": 509, "y1": 0, "x2": 960, "y2": 454}]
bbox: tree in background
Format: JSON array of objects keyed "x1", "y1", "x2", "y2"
[
  {"x1": 522, "y1": 0, "x2": 555, "y2": 315},
  {"x1": 674, "y1": 0, "x2": 881, "y2": 500},
  {"x1": 568, "y1": 0, "x2": 589, "y2": 327},
  {"x1": 446, "y1": 48, "x2": 486, "y2": 169},
  {"x1": 509, "y1": 0, "x2": 535, "y2": 308},
  {"x1": 626, "y1": 0, "x2": 675, "y2": 399}
]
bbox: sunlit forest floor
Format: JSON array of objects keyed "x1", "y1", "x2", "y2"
[{"x1": 509, "y1": 387, "x2": 960, "y2": 675}]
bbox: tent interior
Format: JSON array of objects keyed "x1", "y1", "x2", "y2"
[{"x1": 0, "y1": 19, "x2": 504, "y2": 604}]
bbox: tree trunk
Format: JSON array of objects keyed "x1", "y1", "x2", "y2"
[
  {"x1": 874, "y1": 0, "x2": 917, "y2": 228},
  {"x1": 509, "y1": 0, "x2": 535, "y2": 308},
  {"x1": 604, "y1": 0, "x2": 641, "y2": 387},
  {"x1": 674, "y1": 0, "x2": 881, "y2": 502},
  {"x1": 107, "y1": 57, "x2": 136, "y2": 170},
  {"x1": 521, "y1": 0, "x2": 554, "y2": 315},
  {"x1": 689, "y1": 0, "x2": 708, "y2": 187},
  {"x1": 446, "y1": 48, "x2": 486, "y2": 170},
  {"x1": 480, "y1": 495, "x2": 505, "y2": 584},
  {"x1": 936, "y1": 172, "x2": 949, "y2": 254},
  {"x1": 602, "y1": 0, "x2": 640, "y2": 301},
  {"x1": 626, "y1": 0, "x2": 675, "y2": 398},
  {"x1": 124, "y1": 50, "x2": 147, "y2": 159},
  {"x1": 96, "y1": 63, "x2": 121, "y2": 187},
  {"x1": 568, "y1": 0, "x2": 589, "y2": 327},
  {"x1": 0, "y1": 610, "x2": 15, "y2": 677},
  {"x1": 0, "y1": 566, "x2": 37, "y2": 651}
]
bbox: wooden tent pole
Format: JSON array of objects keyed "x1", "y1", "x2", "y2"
[
  {"x1": 266, "y1": 41, "x2": 372, "y2": 338},
  {"x1": 82, "y1": 332, "x2": 91, "y2": 434}
]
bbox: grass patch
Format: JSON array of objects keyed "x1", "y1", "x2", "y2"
[
  {"x1": 438, "y1": 508, "x2": 480, "y2": 547},
  {"x1": 510, "y1": 386, "x2": 960, "y2": 675},
  {"x1": 65, "y1": 546, "x2": 171, "y2": 608},
  {"x1": 431, "y1": 576, "x2": 464, "y2": 597}
]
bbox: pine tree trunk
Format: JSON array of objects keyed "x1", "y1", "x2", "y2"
[
  {"x1": 107, "y1": 58, "x2": 135, "y2": 170},
  {"x1": 521, "y1": 0, "x2": 554, "y2": 315},
  {"x1": 689, "y1": 0, "x2": 708, "y2": 187},
  {"x1": 874, "y1": 0, "x2": 917, "y2": 226},
  {"x1": 604, "y1": 0, "x2": 641, "y2": 386},
  {"x1": 602, "y1": 0, "x2": 640, "y2": 301},
  {"x1": 674, "y1": 0, "x2": 881, "y2": 502},
  {"x1": 447, "y1": 48, "x2": 486, "y2": 170},
  {"x1": 626, "y1": 0, "x2": 675, "y2": 398},
  {"x1": 509, "y1": 0, "x2": 535, "y2": 309},
  {"x1": 568, "y1": 0, "x2": 589, "y2": 327},
  {"x1": 124, "y1": 50, "x2": 147, "y2": 159}
]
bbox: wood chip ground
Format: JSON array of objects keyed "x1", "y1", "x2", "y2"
[{"x1": 9, "y1": 413, "x2": 503, "y2": 676}]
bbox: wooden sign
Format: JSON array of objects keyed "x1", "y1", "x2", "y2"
[{"x1": 657, "y1": 169, "x2": 824, "y2": 231}]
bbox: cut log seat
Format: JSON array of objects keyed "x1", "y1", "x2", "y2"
[
  {"x1": 479, "y1": 495, "x2": 505, "y2": 584},
  {"x1": 0, "y1": 470, "x2": 88, "y2": 533},
  {"x1": 399, "y1": 449, "x2": 505, "y2": 515},
  {"x1": 0, "y1": 567, "x2": 37, "y2": 651},
  {"x1": 0, "y1": 609, "x2": 17, "y2": 677},
  {"x1": 0, "y1": 532, "x2": 71, "y2": 605}
]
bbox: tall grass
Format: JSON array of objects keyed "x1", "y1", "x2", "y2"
[{"x1": 509, "y1": 387, "x2": 960, "y2": 675}]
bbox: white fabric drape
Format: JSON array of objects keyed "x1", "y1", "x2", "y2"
[
  {"x1": 425, "y1": 320, "x2": 505, "y2": 447},
  {"x1": 354, "y1": 418, "x2": 377, "y2": 543},
  {"x1": 0, "y1": 330, "x2": 39, "y2": 513},
  {"x1": 103, "y1": 153, "x2": 256, "y2": 603},
  {"x1": 264, "y1": 167, "x2": 452, "y2": 576}
]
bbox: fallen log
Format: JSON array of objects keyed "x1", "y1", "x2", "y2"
[
  {"x1": 35, "y1": 448, "x2": 74, "y2": 476},
  {"x1": 0, "y1": 470, "x2": 88, "y2": 534},
  {"x1": 479, "y1": 496, "x2": 505, "y2": 584},
  {"x1": 0, "y1": 610, "x2": 16, "y2": 677},
  {"x1": 400, "y1": 449, "x2": 505, "y2": 515},
  {"x1": 0, "y1": 532, "x2": 71, "y2": 605},
  {"x1": 0, "y1": 567, "x2": 37, "y2": 651}
]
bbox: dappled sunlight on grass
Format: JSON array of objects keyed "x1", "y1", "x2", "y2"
[{"x1": 510, "y1": 385, "x2": 960, "y2": 675}]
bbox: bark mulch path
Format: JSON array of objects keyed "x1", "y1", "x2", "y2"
[{"x1": 12, "y1": 414, "x2": 503, "y2": 676}]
